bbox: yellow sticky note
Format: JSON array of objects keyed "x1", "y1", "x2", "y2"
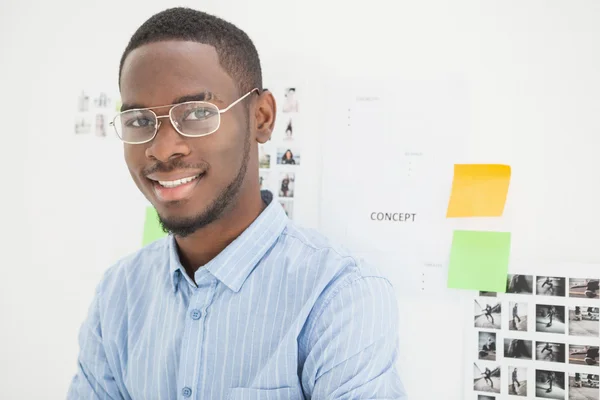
[
  {"x1": 142, "y1": 206, "x2": 168, "y2": 246},
  {"x1": 446, "y1": 164, "x2": 511, "y2": 218}
]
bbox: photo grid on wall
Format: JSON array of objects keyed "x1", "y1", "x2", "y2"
[
  {"x1": 259, "y1": 86, "x2": 301, "y2": 220},
  {"x1": 75, "y1": 90, "x2": 120, "y2": 138},
  {"x1": 470, "y1": 274, "x2": 600, "y2": 400}
]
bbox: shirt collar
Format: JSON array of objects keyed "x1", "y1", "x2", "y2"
[{"x1": 168, "y1": 199, "x2": 288, "y2": 293}]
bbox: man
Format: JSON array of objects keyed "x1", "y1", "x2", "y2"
[
  {"x1": 511, "y1": 368, "x2": 520, "y2": 392},
  {"x1": 546, "y1": 371, "x2": 555, "y2": 392},
  {"x1": 483, "y1": 367, "x2": 494, "y2": 388},
  {"x1": 546, "y1": 306, "x2": 556, "y2": 327},
  {"x1": 67, "y1": 7, "x2": 405, "y2": 400},
  {"x1": 542, "y1": 276, "x2": 554, "y2": 294},
  {"x1": 484, "y1": 304, "x2": 495, "y2": 324},
  {"x1": 541, "y1": 342, "x2": 554, "y2": 361},
  {"x1": 512, "y1": 303, "x2": 521, "y2": 326}
]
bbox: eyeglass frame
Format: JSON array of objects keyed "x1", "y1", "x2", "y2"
[{"x1": 110, "y1": 88, "x2": 260, "y2": 144}]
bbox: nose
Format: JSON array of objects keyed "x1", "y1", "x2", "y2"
[{"x1": 145, "y1": 116, "x2": 191, "y2": 162}]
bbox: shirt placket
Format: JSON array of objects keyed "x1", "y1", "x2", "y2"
[{"x1": 177, "y1": 269, "x2": 217, "y2": 400}]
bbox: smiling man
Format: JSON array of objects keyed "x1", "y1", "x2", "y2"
[{"x1": 67, "y1": 7, "x2": 406, "y2": 400}]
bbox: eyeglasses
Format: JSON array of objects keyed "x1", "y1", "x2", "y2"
[{"x1": 110, "y1": 88, "x2": 259, "y2": 144}]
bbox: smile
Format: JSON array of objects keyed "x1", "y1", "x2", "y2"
[{"x1": 149, "y1": 173, "x2": 204, "y2": 202}]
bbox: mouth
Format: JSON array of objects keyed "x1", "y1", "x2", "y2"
[{"x1": 148, "y1": 173, "x2": 205, "y2": 203}]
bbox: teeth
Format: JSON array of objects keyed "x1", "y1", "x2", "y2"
[{"x1": 158, "y1": 175, "x2": 199, "y2": 188}]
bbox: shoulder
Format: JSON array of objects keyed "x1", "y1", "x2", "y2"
[
  {"x1": 281, "y1": 221, "x2": 396, "y2": 318},
  {"x1": 94, "y1": 237, "x2": 171, "y2": 305}
]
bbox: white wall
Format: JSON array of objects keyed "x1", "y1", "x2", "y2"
[{"x1": 2, "y1": 0, "x2": 600, "y2": 398}]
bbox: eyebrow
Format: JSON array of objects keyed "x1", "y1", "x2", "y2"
[{"x1": 120, "y1": 91, "x2": 222, "y2": 112}]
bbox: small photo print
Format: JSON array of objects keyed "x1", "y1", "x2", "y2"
[
  {"x1": 536, "y1": 305, "x2": 566, "y2": 334},
  {"x1": 93, "y1": 92, "x2": 111, "y2": 109},
  {"x1": 569, "y1": 345, "x2": 599, "y2": 366},
  {"x1": 282, "y1": 87, "x2": 298, "y2": 113},
  {"x1": 77, "y1": 90, "x2": 91, "y2": 112},
  {"x1": 278, "y1": 173, "x2": 295, "y2": 198},
  {"x1": 508, "y1": 366, "x2": 528, "y2": 397},
  {"x1": 570, "y1": 278, "x2": 600, "y2": 299},
  {"x1": 506, "y1": 274, "x2": 534, "y2": 294},
  {"x1": 474, "y1": 299, "x2": 501, "y2": 330},
  {"x1": 477, "y1": 396, "x2": 495, "y2": 400},
  {"x1": 95, "y1": 114, "x2": 107, "y2": 137},
  {"x1": 259, "y1": 146, "x2": 271, "y2": 169},
  {"x1": 474, "y1": 363, "x2": 500, "y2": 394},
  {"x1": 509, "y1": 301, "x2": 528, "y2": 331},
  {"x1": 282, "y1": 118, "x2": 294, "y2": 140},
  {"x1": 505, "y1": 338, "x2": 533, "y2": 360},
  {"x1": 537, "y1": 276, "x2": 566, "y2": 297},
  {"x1": 569, "y1": 372, "x2": 599, "y2": 400},
  {"x1": 569, "y1": 306, "x2": 599, "y2": 337},
  {"x1": 536, "y1": 369, "x2": 565, "y2": 399},
  {"x1": 75, "y1": 115, "x2": 92, "y2": 134},
  {"x1": 479, "y1": 291, "x2": 497, "y2": 297},
  {"x1": 276, "y1": 147, "x2": 301, "y2": 166},
  {"x1": 259, "y1": 171, "x2": 270, "y2": 191},
  {"x1": 279, "y1": 200, "x2": 294, "y2": 220},
  {"x1": 535, "y1": 341, "x2": 566, "y2": 363},
  {"x1": 478, "y1": 332, "x2": 497, "y2": 361}
]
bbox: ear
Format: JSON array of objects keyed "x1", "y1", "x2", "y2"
[{"x1": 254, "y1": 90, "x2": 276, "y2": 144}]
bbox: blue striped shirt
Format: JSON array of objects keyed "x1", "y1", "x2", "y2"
[{"x1": 67, "y1": 200, "x2": 406, "y2": 399}]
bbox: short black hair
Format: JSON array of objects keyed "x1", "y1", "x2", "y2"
[{"x1": 118, "y1": 7, "x2": 262, "y2": 95}]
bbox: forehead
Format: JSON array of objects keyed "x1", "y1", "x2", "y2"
[{"x1": 119, "y1": 40, "x2": 238, "y2": 107}]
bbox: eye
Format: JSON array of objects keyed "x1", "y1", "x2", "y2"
[
  {"x1": 126, "y1": 117, "x2": 155, "y2": 128},
  {"x1": 183, "y1": 106, "x2": 217, "y2": 121}
]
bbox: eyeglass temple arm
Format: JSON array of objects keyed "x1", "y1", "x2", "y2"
[{"x1": 219, "y1": 88, "x2": 260, "y2": 113}]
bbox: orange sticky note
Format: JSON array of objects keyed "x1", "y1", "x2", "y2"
[{"x1": 446, "y1": 164, "x2": 511, "y2": 218}]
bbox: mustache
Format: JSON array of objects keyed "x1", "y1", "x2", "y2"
[{"x1": 143, "y1": 159, "x2": 210, "y2": 176}]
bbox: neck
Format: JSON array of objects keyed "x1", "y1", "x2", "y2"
[{"x1": 174, "y1": 188, "x2": 266, "y2": 280}]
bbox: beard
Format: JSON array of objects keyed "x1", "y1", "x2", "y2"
[{"x1": 157, "y1": 134, "x2": 251, "y2": 238}]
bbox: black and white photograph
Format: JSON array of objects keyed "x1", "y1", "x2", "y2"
[
  {"x1": 259, "y1": 146, "x2": 271, "y2": 169},
  {"x1": 570, "y1": 278, "x2": 600, "y2": 299},
  {"x1": 569, "y1": 372, "x2": 599, "y2": 400},
  {"x1": 537, "y1": 276, "x2": 567, "y2": 297},
  {"x1": 473, "y1": 363, "x2": 500, "y2": 394},
  {"x1": 77, "y1": 90, "x2": 91, "y2": 112},
  {"x1": 569, "y1": 345, "x2": 600, "y2": 366},
  {"x1": 279, "y1": 200, "x2": 294, "y2": 220},
  {"x1": 474, "y1": 299, "x2": 501, "y2": 330},
  {"x1": 277, "y1": 147, "x2": 301, "y2": 165},
  {"x1": 569, "y1": 306, "x2": 599, "y2": 337},
  {"x1": 509, "y1": 301, "x2": 528, "y2": 331},
  {"x1": 282, "y1": 87, "x2": 298, "y2": 113},
  {"x1": 508, "y1": 366, "x2": 528, "y2": 397},
  {"x1": 477, "y1": 396, "x2": 495, "y2": 400},
  {"x1": 536, "y1": 370, "x2": 566, "y2": 399},
  {"x1": 536, "y1": 304, "x2": 566, "y2": 334},
  {"x1": 569, "y1": 372, "x2": 600, "y2": 400},
  {"x1": 505, "y1": 338, "x2": 533, "y2": 360},
  {"x1": 478, "y1": 332, "x2": 497, "y2": 361},
  {"x1": 535, "y1": 341, "x2": 566, "y2": 363},
  {"x1": 506, "y1": 274, "x2": 534, "y2": 294},
  {"x1": 278, "y1": 173, "x2": 295, "y2": 198}
]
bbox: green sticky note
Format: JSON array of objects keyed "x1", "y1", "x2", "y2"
[
  {"x1": 142, "y1": 206, "x2": 167, "y2": 246},
  {"x1": 447, "y1": 230, "x2": 511, "y2": 292}
]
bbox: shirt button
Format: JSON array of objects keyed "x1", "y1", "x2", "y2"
[
  {"x1": 190, "y1": 309, "x2": 202, "y2": 320},
  {"x1": 182, "y1": 387, "x2": 192, "y2": 398}
]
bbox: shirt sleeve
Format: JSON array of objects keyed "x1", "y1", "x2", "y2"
[
  {"x1": 301, "y1": 276, "x2": 408, "y2": 399},
  {"x1": 66, "y1": 269, "x2": 125, "y2": 400}
]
